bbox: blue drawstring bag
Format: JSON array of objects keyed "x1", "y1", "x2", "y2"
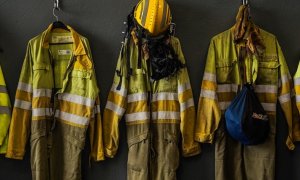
[{"x1": 225, "y1": 83, "x2": 270, "y2": 145}]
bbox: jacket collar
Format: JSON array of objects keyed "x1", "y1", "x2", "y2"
[{"x1": 41, "y1": 24, "x2": 86, "y2": 56}]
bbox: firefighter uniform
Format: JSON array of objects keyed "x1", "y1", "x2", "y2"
[
  {"x1": 195, "y1": 26, "x2": 300, "y2": 180},
  {"x1": 6, "y1": 24, "x2": 104, "y2": 180},
  {"x1": 295, "y1": 62, "x2": 300, "y2": 113},
  {"x1": 103, "y1": 36, "x2": 200, "y2": 180},
  {"x1": 0, "y1": 65, "x2": 11, "y2": 154}
]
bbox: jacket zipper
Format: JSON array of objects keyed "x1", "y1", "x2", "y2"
[{"x1": 47, "y1": 49, "x2": 75, "y2": 179}]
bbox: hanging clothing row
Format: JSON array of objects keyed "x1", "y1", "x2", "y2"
[{"x1": 0, "y1": 0, "x2": 300, "y2": 180}]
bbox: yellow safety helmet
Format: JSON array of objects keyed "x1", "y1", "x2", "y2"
[{"x1": 134, "y1": 0, "x2": 172, "y2": 36}]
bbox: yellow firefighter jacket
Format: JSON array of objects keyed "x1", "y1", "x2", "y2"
[
  {"x1": 103, "y1": 35, "x2": 200, "y2": 180},
  {"x1": 195, "y1": 26, "x2": 300, "y2": 150},
  {"x1": 6, "y1": 24, "x2": 104, "y2": 180},
  {"x1": 0, "y1": 64, "x2": 11, "y2": 154},
  {"x1": 295, "y1": 62, "x2": 300, "y2": 113}
]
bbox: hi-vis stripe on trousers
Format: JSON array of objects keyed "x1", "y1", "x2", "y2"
[
  {"x1": 196, "y1": 27, "x2": 300, "y2": 180},
  {"x1": 0, "y1": 65, "x2": 11, "y2": 154}
]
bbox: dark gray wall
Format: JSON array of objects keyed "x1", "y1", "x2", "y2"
[{"x1": 0, "y1": 0, "x2": 299, "y2": 179}]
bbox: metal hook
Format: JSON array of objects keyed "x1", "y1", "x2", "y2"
[
  {"x1": 242, "y1": 0, "x2": 249, "y2": 5},
  {"x1": 53, "y1": 0, "x2": 60, "y2": 21}
]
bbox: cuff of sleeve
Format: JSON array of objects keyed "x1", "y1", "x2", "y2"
[
  {"x1": 5, "y1": 150, "x2": 25, "y2": 160},
  {"x1": 286, "y1": 136, "x2": 295, "y2": 150},
  {"x1": 194, "y1": 133, "x2": 214, "y2": 143},
  {"x1": 182, "y1": 143, "x2": 201, "y2": 157},
  {"x1": 91, "y1": 151, "x2": 105, "y2": 161},
  {"x1": 293, "y1": 132, "x2": 300, "y2": 142},
  {"x1": 104, "y1": 148, "x2": 116, "y2": 158}
]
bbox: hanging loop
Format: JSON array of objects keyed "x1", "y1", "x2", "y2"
[{"x1": 53, "y1": 0, "x2": 60, "y2": 21}]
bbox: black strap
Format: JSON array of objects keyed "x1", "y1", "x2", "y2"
[
  {"x1": 116, "y1": 45, "x2": 124, "y2": 91},
  {"x1": 239, "y1": 47, "x2": 247, "y2": 85},
  {"x1": 137, "y1": 31, "x2": 142, "y2": 69},
  {"x1": 127, "y1": 38, "x2": 133, "y2": 77}
]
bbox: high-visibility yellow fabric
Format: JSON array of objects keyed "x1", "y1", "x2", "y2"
[
  {"x1": 294, "y1": 62, "x2": 300, "y2": 113},
  {"x1": 0, "y1": 65, "x2": 11, "y2": 154},
  {"x1": 6, "y1": 24, "x2": 104, "y2": 180},
  {"x1": 103, "y1": 35, "x2": 200, "y2": 180},
  {"x1": 196, "y1": 26, "x2": 300, "y2": 149},
  {"x1": 196, "y1": 26, "x2": 300, "y2": 180}
]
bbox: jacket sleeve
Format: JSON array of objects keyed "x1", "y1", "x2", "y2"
[
  {"x1": 103, "y1": 44, "x2": 128, "y2": 158},
  {"x1": 295, "y1": 62, "x2": 300, "y2": 114},
  {"x1": 6, "y1": 43, "x2": 33, "y2": 159},
  {"x1": 277, "y1": 40, "x2": 300, "y2": 150},
  {"x1": 0, "y1": 65, "x2": 11, "y2": 153},
  {"x1": 195, "y1": 40, "x2": 221, "y2": 143},
  {"x1": 89, "y1": 96, "x2": 105, "y2": 161},
  {"x1": 82, "y1": 38, "x2": 105, "y2": 161},
  {"x1": 175, "y1": 39, "x2": 201, "y2": 157}
]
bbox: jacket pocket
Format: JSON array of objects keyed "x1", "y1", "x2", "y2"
[
  {"x1": 163, "y1": 130, "x2": 179, "y2": 172},
  {"x1": 30, "y1": 129, "x2": 47, "y2": 172},
  {"x1": 129, "y1": 69, "x2": 147, "y2": 93},
  {"x1": 70, "y1": 70, "x2": 92, "y2": 79},
  {"x1": 33, "y1": 63, "x2": 51, "y2": 86},
  {"x1": 127, "y1": 132, "x2": 149, "y2": 180},
  {"x1": 33, "y1": 63, "x2": 50, "y2": 71},
  {"x1": 69, "y1": 69, "x2": 92, "y2": 94},
  {"x1": 257, "y1": 61, "x2": 280, "y2": 85},
  {"x1": 216, "y1": 61, "x2": 234, "y2": 83}
]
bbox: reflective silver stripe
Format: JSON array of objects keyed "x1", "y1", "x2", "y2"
[
  {"x1": 126, "y1": 112, "x2": 149, "y2": 122},
  {"x1": 14, "y1": 99, "x2": 31, "y2": 110},
  {"x1": 58, "y1": 93, "x2": 95, "y2": 107},
  {"x1": 178, "y1": 83, "x2": 191, "y2": 94},
  {"x1": 139, "y1": 1, "x2": 144, "y2": 20},
  {"x1": 294, "y1": 77, "x2": 300, "y2": 85},
  {"x1": 141, "y1": 0, "x2": 149, "y2": 26},
  {"x1": 281, "y1": 74, "x2": 291, "y2": 84},
  {"x1": 0, "y1": 106, "x2": 11, "y2": 114},
  {"x1": 160, "y1": 0, "x2": 167, "y2": 28},
  {"x1": 217, "y1": 84, "x2": 238, "y2": 93},
  {"x1": 152, "y1": 111, "x2": 180, "y2": 120},
  {"x1": 127, "y1": 93, "x2": 147, "y2": 103},
  {"x1": 105, "y1": 101, "x2": 125, "y2": 116},
  {"x1": 152, "y1": 92, "x2": 178, "y2": 101},
  {"x1": 32, "y1": 108, "x2": 52, "y2": 117},
  {"x1": 261, "y1": 103, "x2": 276, "y2": 112},
  {"x1": 180, "y1": 98, "x2": 194, "y2": 112},
  {"x1": 296, "y1": 95, "x2": 300, "y2": 102},
  {"x1": 219, "y1": 101, "x2": 231, "y2": 110},
  {"x1": 111, "y1": 84, "x2": 127, "y2": 97},
  {"x1": 279, "y1": 93, "x2": 291, "y2": 104},
  {"x1": 203, "y1": 72, "x2": 216, "y2": 82},
  {"x1": 0, "y1": 85, "x2": 7, "y2": 93},
  {"x1": 33, "y1": 89, "x2": 52, "y2": 98},
  {"x1": 254, "y1": 85, "x2": 278, "y2": 94},
  {"x1": 17, "y1": 82, "x2": 33, "y2": 93},
  {"x1": 95, "y1": 105, "x2": 101, "y2": 114},
  {"x1": 200, "y1": 89, "x2": 217, "y2": 100},
  {"x1": 55, "y1": 111, "x2": 89, "y2": 126}
]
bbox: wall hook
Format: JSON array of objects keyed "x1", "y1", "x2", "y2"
[
  {"x1": 242, "y1": 0, "x2": 249, "y2": 5},
  {"x1": 53, "y1": 0, "x2": 60, "y2": 21}
]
